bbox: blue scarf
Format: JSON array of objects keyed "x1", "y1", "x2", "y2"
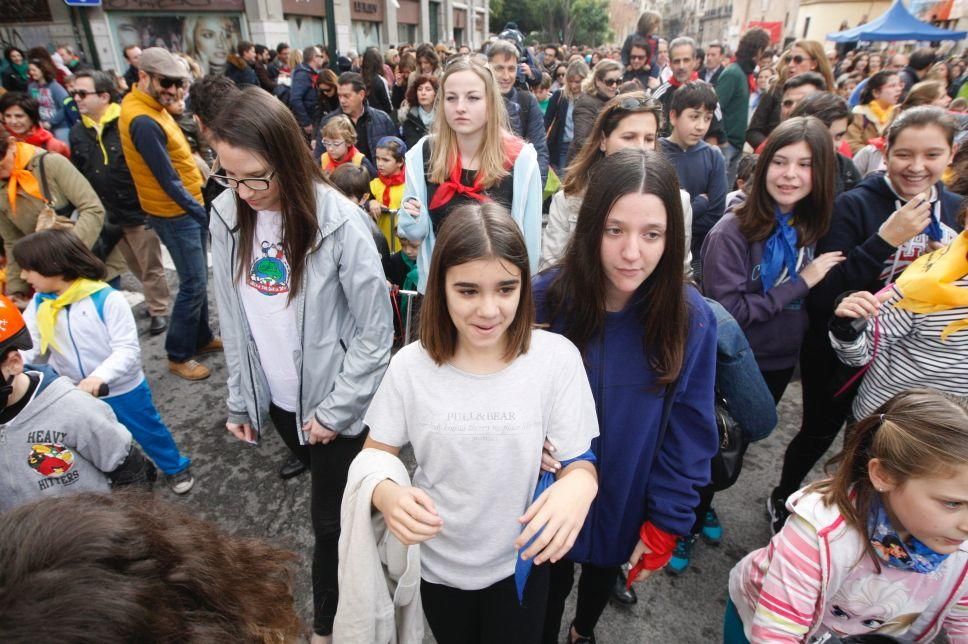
[
  {"x1": 867, "y1": 495, "x2": 950, "y2": 573},
  {"x1": 759, "y1": 208, "x2": 799, "y2": 294}
]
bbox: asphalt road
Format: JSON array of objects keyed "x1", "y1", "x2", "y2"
[{"x1": 133, "y1": 272, "x2": 831, "y2": 644}]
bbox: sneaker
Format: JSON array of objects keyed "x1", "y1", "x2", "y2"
[
  {"x1": 666, "y1": 535, "x2": 696, "y2": 576},
  {"x1": 167, "y1": 468, "x2": 195, "y2": 494},
  {"x1": 701, "y1": 508, "x2": 723, "y2": 545},
  {"x1": 168, "y1": 359, "x2": 210, "y2": 381},
  {"x1": 196, "y1": 337, "x2": 224, "y2": 356},
  {"x1": 767, "y1": 488, "x2": 790, "y2": 535}
]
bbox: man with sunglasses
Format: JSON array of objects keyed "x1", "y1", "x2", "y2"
[
  {"x1": 70, "y1": 70, "x2": 171, "y2": 337},
  {"x1": 120, "y1": 48, "x2": 220, "y2": 382}
]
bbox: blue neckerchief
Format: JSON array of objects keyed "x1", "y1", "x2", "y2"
[
  {"x1": 35, "y1": 292, "x2": 58, "y2": 303},
  {"x1": 514, "y1": 449, "x2": 597, "y2": 603},
  {"x1": 924, "y1": 210, "x2": 943, "y2": 242},
  {"x1": 867, "y1": 494, "x2": 950, "y2": 573},
  {"x1": 759, "y1": 208, "x2": 799, "y2": 294}
]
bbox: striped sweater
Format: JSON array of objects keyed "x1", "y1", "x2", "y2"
[
  {"x1": 828, "y1": 281, "x2": 968, "y2": 419},
  {"x1": 729, "y1": 488, "x2": 968, "y2": 642}
]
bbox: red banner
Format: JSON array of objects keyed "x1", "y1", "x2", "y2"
[{"x1": 748, "y1": 21, "x2": 783, "y2": 44}]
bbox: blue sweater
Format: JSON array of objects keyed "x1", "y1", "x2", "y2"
[
  {"x1": 533, "y1": 273, "x2": 719, "y2": 566},
  {"x1": 659, "y1": 137, "x2": 727, "y2": 258}
]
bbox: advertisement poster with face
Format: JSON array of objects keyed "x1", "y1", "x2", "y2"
[{"x1": 110, "y1": 14, "x2": 244, "y2": 76}]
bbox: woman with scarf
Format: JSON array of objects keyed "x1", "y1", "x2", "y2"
[
  {"x1": 398, "y1": 55, "x2": 542, "y2": 293},
  {"x1": 1, "y1": 92, "x2": 71, "y2": 158},
  {"x1": 767, "y1": 107, "x2": 965, "y2": 534},
  {"x1": 2, "y1": 48, "x2": 29, "y2": 93},
  {"x1": 847, "y1": 70, "x2": 903, "y2": 154},
  {"x1": 401, "y1": 73, "x2": 437, "y2": 151},
  {"x1": 25, "y1": 58, "x2": 71, "y2": 146}
]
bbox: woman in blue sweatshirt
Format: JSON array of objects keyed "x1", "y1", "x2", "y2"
[
  {"x1": 769, "y1": 106, "x2": 964, "y2": 534},
  {"x1": 535, "y1": 149, "x2": 719, "y2": 644}
]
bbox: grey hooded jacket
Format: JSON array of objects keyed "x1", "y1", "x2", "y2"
[{"x1": 209, "y1": 184, "x2": 393, "y2": 441}]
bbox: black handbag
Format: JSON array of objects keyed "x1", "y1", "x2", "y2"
[{"x1": 708, "y1": 395, "x2": 749, "y2": 492}]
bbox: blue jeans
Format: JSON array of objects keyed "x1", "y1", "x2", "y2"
[
  {"x1": 149, "y1": 214, "x2": 214, "y2": 362},
  {"x1": 723, "y1": 598, "x2": 750, "y2": 643},
  {"x1": 106, "y1": 379, "x2": 190, "y2": 475},
  {"x1": 721, "y1": 142, "x2": 742, "y2": 191}
]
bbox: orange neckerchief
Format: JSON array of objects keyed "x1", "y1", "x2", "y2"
[
  {"x1": 377, "y1": 168, "x2": 405, "y2": 206},
  {"x1": 6, "y1": 142, "x2": 45, "y2": 216},
  {"x1": 321, "y1": 146, "x2": 360, "y2": 173}
]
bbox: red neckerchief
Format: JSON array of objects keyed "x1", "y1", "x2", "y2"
[
  {"x1": 748, "y1": 73, "x2": 758, "y2": 94},
  {"x1": 322, "y1": 145, "x2": 359, "y2": 173},
  {"x1": 378, "y1": 168, "x2": 405, "y2": 206},
  {"x1": 14, "y1": 125, "x2": 54, "y2": 148},
  {"x1": 429, "y1": 136, "x2": 524, "y2": 210},
  {"x1": 868, "y1": 136, "x2": 886, "y2": 152},
  {"x1": 668, "y1": 71, "x2": 699, "y2": 89},
  {"x1": 626, "y1": 521, "x2": 678, "y2": 588}
]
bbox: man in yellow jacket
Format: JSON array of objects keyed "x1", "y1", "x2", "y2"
[{"x1": 120, "y1": 48, "x2": 220, "y2": 381}]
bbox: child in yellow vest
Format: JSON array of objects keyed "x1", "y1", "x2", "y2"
[
  {"x1": 367, "y1": 136, "x2": 407, "y2": 252},
  {"x1": 319, "y1": 115, "x2": 376, "y2": 178}
]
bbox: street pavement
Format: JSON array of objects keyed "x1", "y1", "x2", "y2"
[{"x1": 134, "y1": 272, "x2": 828, "y2": 644}]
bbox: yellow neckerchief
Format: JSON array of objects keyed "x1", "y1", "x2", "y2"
[
  {"x1": 6, "y1": 142, "x2": 45, "y2": 216},
  {"x1": 36, "y1": 278, "x2": 110, "y2": 353},
  {"x1": 867, "y1": 100, "x2": 894, "y2": 127},
  {"x1": 80, "y1": 103, "x2": 122, "y2": 165},
  {"x1": 895, "y1": 232, "x2": 968, "y2": 340}
]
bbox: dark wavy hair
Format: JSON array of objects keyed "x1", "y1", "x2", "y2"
[
  {"x1": 13, "y1": 229, "x2": 107, "y2": 281},
  {"x1": 735, "y1": 116, "x2": 835, "y2": 246},
  {"x1": 405, "y1": 73, "x2": 439, "y2": 108},
  {"x1": 0, "y1": 492, "x2": 303, "y2": 642},
  {"x1": 543, "y1": 148, "x2": 687, "y2": 384},
  {"x1": 0, "y1": 92, "x2": 41, "y2": 127}
]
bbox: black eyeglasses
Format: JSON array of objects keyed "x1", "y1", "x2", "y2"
[
  {"x1": 70, "y1": 89, "x2": 97, "y2": 99},
  {"x1": 152, "y1": 74, "x2": 185, "y2": 89},
  {"x1": 210, "y1": 158, "x2": 275, "y2": 192},
  {"x1": 602, "y1": 78, "x2": 621, "y2": 87}
]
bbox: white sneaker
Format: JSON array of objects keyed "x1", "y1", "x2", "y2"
[{"x1": 166, "y1": 469, "x2": 195, "y2": 494}]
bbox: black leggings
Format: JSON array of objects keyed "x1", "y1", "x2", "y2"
[
  {"x1": 542, "y1": 560, "x2": 621, "y2": 643},
  {"x1": 776, "y1": 335, "x2": 857, "y2": 499},
  {"x1": 690, "y1": 366, "x2": 794, "y2": 533},
  {"x1": 420, "y1": 567, "x2": 550, "y2": 644},
  {"x1": 269, "y1": 404, "x2": 366, "y2": 636}
]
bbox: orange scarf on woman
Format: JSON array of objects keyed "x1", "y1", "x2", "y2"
[{"x1": 6, "y1": 142, "x2": 45, "y2": 215}]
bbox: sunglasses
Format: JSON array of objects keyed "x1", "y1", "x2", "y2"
[
  {"x1": 70, "y1": 89, "x2": 98, "y2": 99},
  {"x1": 614, "y1": 95, "x2": 659, "y2": 111},
  {"x1": 785, "y1": 54, "x2": 811, "y2": 65},
  {"x1": 152, "y1": 74, "x2": 185, "y2": 89},
  {"x1": 629, "y1": 54, "x2": 647, "y2": 61},
  {"x1": 601, "y1": 78, "x2": 621, "y2": 87}
]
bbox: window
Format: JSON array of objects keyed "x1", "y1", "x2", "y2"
[
  {"x1": 429, "y1": 1, "x2": 441, "y2": 44},
  {"x1": 398, "y1": 23, "x2": 417, "y2": 44}
]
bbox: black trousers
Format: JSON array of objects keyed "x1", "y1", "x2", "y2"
[
  {"x1": 420, "y1": 566, "x2": 550, "y2": 644},
  {"x1": 542, "y1": 560, "x2": 621, "y2": 643},
  {"x1": 776, "y1": 335, "x2": 857, "y2": 499},
  {"x1": 269, "y1": 404, "x2": 366, "y2": 636},
  {"x1": 689, "y1": 365, "x2": 795, "y2": 533}
]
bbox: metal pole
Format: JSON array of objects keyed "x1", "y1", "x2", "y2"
[
  {"x1": 76, "y1": 7, "x2": 101, "y2": 70},
  {"x1": 325, "y1": 0, "x2": 338, "y2": 68}
]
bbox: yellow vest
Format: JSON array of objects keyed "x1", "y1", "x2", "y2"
[{"x1": 119, "y1": 87, "x2": 203, "y2": 217}]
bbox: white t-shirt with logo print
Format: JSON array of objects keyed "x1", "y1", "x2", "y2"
[
  {"x1": 239, "y1": 210, "x2": 300, "y2": 412},
  {"x1": 364, "y1": 329, "x2": 599, "y2": 590}
]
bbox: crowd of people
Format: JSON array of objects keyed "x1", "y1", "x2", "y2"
[{"x1": 1, "y1": 16, "x2": 968, "y2": 644}]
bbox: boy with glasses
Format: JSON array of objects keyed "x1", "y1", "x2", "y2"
[{"x1": 120, "y1": 48, "x2": 221, "y2": 381}]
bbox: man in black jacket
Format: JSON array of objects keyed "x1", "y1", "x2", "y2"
[
  {"x1": 225, "y1": 41, "x2": 260, "y2": 88},
  {"x1": 314, "y1": 72, "x2": 397, "y2": 165},
  {"x1": 69, "y1": 71, "x2": 170, "y2": 336}
]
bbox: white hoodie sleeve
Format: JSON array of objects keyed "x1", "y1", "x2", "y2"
[{"x1": 89, "y1": 291, "x2": 142, "y2": 386}]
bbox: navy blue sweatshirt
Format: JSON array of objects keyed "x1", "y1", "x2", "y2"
[
  {"x1": 659, "y1": 137, "x2": 727, "y2": 258},
  {"x1": 533, "y1": 273, "x2": 719, "y2": 566},
  {"x1": 808, "y1": 173, "x2": 964, "y2": 328}
]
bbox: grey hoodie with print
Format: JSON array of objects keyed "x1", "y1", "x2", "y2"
[{"x1": 0, "y1": 370, "x2": 132, "y2": 513}]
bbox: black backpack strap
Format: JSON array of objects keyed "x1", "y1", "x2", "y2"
[{"x1": 518, "y1": 91, "x2": 532, "y2": 138}]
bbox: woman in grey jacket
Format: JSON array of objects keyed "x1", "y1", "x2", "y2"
[{"x1": 206, "y1": 88, "x2": 393, "y2": 644}]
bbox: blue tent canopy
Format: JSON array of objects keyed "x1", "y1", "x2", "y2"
[{"x1": 827, "y1": 0, "x2": 966, "y2": 42}]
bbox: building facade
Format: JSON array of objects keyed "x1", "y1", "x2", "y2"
[{"x1": 0, "y1": 0, "x2": 489, "y2": 76}]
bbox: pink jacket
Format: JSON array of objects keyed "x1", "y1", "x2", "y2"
[{"x1": 729, "y1": 488, "x2": 968, "y2": 643}]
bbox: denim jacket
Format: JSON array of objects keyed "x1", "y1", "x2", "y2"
[{"x1": 705, "y1": 298, "x2": 777, "y2": 442}]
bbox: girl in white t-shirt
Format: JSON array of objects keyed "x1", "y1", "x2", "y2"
[{"x1": 363, "y1": 203, "x2": 600, "y2": 643}]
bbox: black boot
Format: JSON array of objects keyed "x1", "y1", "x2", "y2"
[
  {"x1": 279, "y1": 453, "x2": 307, "y2": 479},
  {"x1": 611, "y1": 570, "x2": 637, "y2": 605}
]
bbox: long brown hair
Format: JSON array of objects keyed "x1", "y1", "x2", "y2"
[
  {"x1": 420, "y1": 202, "x2": 534, "y2": 365},
  {"x1": 207, "y1": 87, "x2": 325, "y2": 302},
  {"x1": 812, "y1": 390, "x2": 968, "y2": 570},
  {"x1": 735, "y1": 116, "x2": 835, "y2": 246},
  {"x1": 561, "y1": 91, "x2": 662, "y2": 196},
  {"x1": 542, "y1": 149, "x2": 687, "y2": 384},
  {"x1": 427, "y1": 56, "x2": 512, "y2": 187},
  {"x1": 0, "y1": 492, "x2": 303, "y2": 642}
]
